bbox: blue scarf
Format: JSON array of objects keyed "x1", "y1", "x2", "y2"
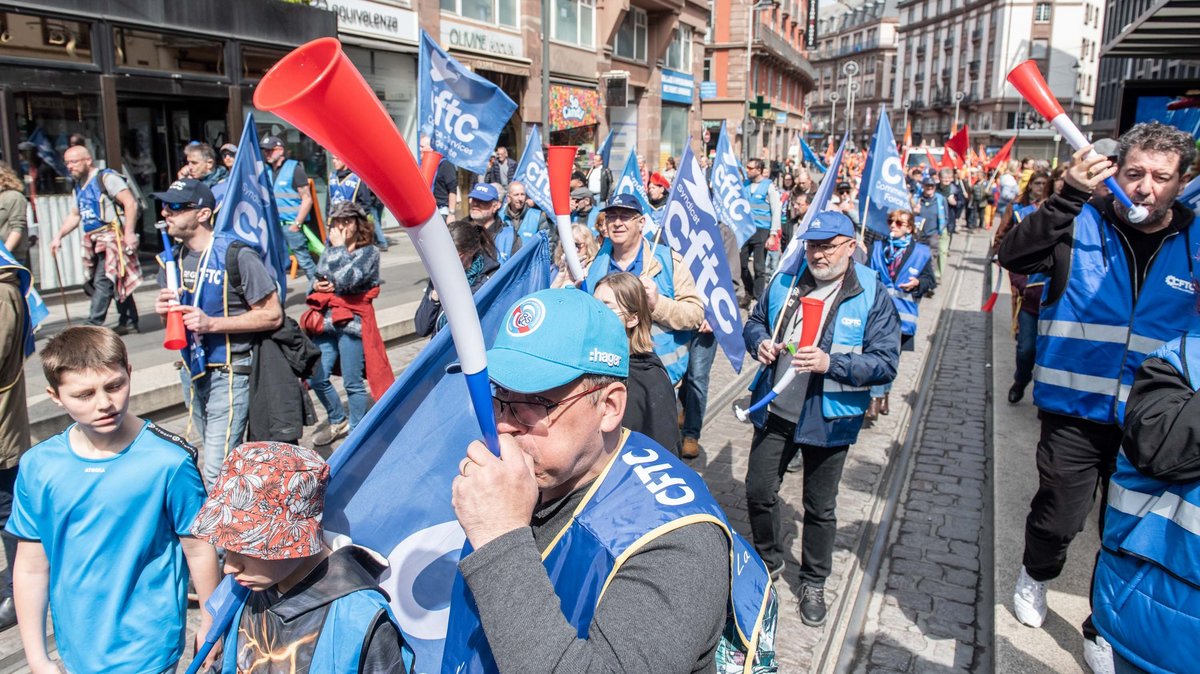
[
  {"x1": 465, "y1": 254, "x2": 486, "y2": 287},
  {"x1": 884, "y1": 234, "x2": 911, "y2": 266}
]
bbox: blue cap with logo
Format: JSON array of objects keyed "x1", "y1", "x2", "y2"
[
  {"x1": 468, "y1": 183, "x2": 499, "y2": 202},
  {"x1": 798, "y1": 211, "x2": 856, "y2": 241},
  {"x1": 600, "y1": 193, "x2": 644, "y2": 215},
  {"x1": 486, "y1": 289, "x2": 629, "y2": 393}
]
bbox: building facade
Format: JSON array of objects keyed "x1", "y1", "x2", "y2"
[
  {"x1": 807, "y1": 0, "x2": 899, "y2": 150},
  {"x1": 894, "y1": 0, "x2": 1105, "y2": 162},
  {"x1": 702, "y1": 0, "x2": 817, "y2": 165}
]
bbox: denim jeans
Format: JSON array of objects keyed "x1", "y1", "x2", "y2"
[
  {"x1": 308, "y1": 327, "x2": 369, "y2": 430},
  {"x1": 869, "y1": 381, "x2": 892, "y2": 398},
  {"x1": 180, "y1": 356, "x2": 252, "y2": 490},
  {"x1": 372, "y1": 212, "x2": 388, "y2": 250},
  {"x1": 1113, "y1": 651, "x2": 1148, "y2": 674},
  {"x1": 746, "y1": 413, "x2": 850, "y2": 584},
  {"x1": 679, "y1": 331, "x2": 717, "y2": 440},
  {"x1": 87, "y1": 253, "x2": 139, "y2": 328},
  {"x1": 1015, "y1": 310, "x2": 1038, "y2": 387},
  {"x1": 282, "y1": 224, "x2": 317, "y2": 279}
]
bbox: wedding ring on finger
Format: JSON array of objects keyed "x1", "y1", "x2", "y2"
[{"x1": 459, "y1": 458, "x2": 472, "y2": 477}]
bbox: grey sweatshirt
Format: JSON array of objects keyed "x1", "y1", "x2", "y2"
[{"x1": 459, "y1": 479, "x2": 731, "y2": 673}]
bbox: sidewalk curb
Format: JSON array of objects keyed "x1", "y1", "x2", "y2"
[{"x1": 28, "y1": 299, "x2": 423, "y2": 443}]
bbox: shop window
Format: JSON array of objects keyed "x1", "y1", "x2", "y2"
[
  {"x1": 241, "y1": 45, "x2": 292, "y2": 82},
  {"x1": 659, "y1": 105, "x2": 688, "y2": 166},
  {"x1": 0, "y1": 13, "x2": 93, "y2": 64},
  {"x1": 112, "y1": 26, "x2": 224, "y2": 76},
  {"x1": 15, "y1": 92, "x2": 105, "y2": 196},
  {"x1": 443, "y1": 0, "x2": 518, "y2": 28},
  {"x1": 665, "y1": 26, "x2": 693, "y2": 72},
  {"x1": 613, "y1": 8, "x2": 647, "y2": 62},
  {"x1": 1029, "y1": 39, "x2": 1048, "y2": 60},
  {"x1": 553, "y1": 0, "x2": 594, "y2": 48},
  {"x1": 1034, "y1": 2, "x2": 1051, "y2": 22}
]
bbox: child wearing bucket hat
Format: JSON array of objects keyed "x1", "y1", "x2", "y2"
[{"x1": 192, "y1": 441, "x2": 412, "y2": 673}]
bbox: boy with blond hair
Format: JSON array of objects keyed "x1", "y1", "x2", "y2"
[{"x1": 7, "y1": 326, "x2": 219, "y2": 673}]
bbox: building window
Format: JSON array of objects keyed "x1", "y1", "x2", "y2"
[
  {"x1": 113, "y1": 27, "x2": 225, "y2": 76},
  {"x1": 1034, "y1": 2, "x2": 1051, "y2": 22},
  {"x1": 665, "y1": 25, "x2": 693, "y2": 72},
  {"x1": 1029, "y1": 38, "x2": 1048, "y2": 60},
  {"x1": 703, "y1": 55, "x2": 712, "y2": 80},
  {"x1": 442, "y1": 0, "x2": 519, "y2": 28},
  {"x1": 613, "y1": 8, "x2": 647, "y2": 62},
  {"x1": 16, "y1": 92, "x2": 105, "y2": 195},
  {"x1": 660, "y1": 105, "x2": 689, "y2": 162},
  {"x1": 553, "y1": 0, "x2": 594, "y2": 47},
  {"x1": 0, "y1": 13, "x2": 94, "y2": 65}
]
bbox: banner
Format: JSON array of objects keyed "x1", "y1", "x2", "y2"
[
  {"x1": 710, "y1": 122, "x2": 757, "y2": 247},
  {"x1": 0, "y1": 240, "x2": 46, "y2": 358},
  {"x1": 323, "y1": 235, "x2": 551, "y2": 673},
  {"x1": 659, "y1": 142, "x2": 745, "y2": 372},
  {"x1": 418, "y1": 31, "x2": 518, "y2": 174},
  {"x1": 858, "y1": 108, "x2": 912, "y2": 236},
  {"x1": 512, "y1": 125, "x2": 554, "y2": 216},
  {"x1": 777, "y1": 132, "x2": 850, "y2": 276},
  {"x1": 614, "y1": 150, "x2": 652, "y2": 215},
  {"x1": 1181, "y1": 174, "x2": 1200, "y2": 215},
  {"x1": 946, "y1": 126, "x2": 970, "y2": 161},
  {"x1": 986, "y1": 137, "x2": 1016, "y2": 172},
  {"x1": 597, "y1": 128, "x2": 614, "y2": 168},
  {"x1": 799, "y1": 135, "x2": 827, "y2": 173}
]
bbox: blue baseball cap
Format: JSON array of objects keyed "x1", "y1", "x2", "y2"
[
  {"x1": 798, "y1": 211, "x2": 856, "y2": 241},
  {"x1": 485, "y1": 289, "x2": 629, "y2": 393},
  {"x1": 468, "y1": 183, "x2": 499, "y2": 202},
  {"x1": 601, "y1": 193, "x2": 644, "y2": 215}
]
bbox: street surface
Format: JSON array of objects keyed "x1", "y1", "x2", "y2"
[{"x1": 0, "y1": 228, "x2": 1102, "y2": 672}]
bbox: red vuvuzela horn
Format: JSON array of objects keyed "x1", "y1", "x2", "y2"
[
  {"x1": 546, "y1": 146, "x2": 585, "y2": 282},
  {"x1": 798, "y1": 298, "x2": 824, "y2": 349},
  {"x1": 420, "y1": 150, "x2": 442, "y2": 189}
]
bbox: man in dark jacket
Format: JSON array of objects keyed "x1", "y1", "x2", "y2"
[
  {"x1": 997, "y1": 121, "x2": 1198, "y2": 671},
  {"x1": 742, "y1": 211, "x2": 900, "y2": 628}
]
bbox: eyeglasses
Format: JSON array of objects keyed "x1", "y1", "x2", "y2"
[
  {"x1": 574, "y1": 241, "x2": 587, "y2": 250},
  {"x1": 887, "y1": 217, "x2": 911, "y2": 224},
  {"x1": 492, "y1": 384, "x2": 606, "y2": 427},
  {"x1": 808, "y1": 239, "x2": 853, "y2": 254},
  {"x1": 164, "y1": 203, "x2": 198, "y2": 212},
  {"x1": 605, "y1": 210, "x2": 640, "y2": 223}
]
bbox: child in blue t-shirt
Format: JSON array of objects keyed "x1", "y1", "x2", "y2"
[{"x1": 6, "y1": 326, "x2": 220, "y2": 673}]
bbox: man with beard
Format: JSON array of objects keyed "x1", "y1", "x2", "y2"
[
  {"x1": 467, "y1": 183, "x2": 521, "y2": 264},
  {"x1": 497, "y1": 180, "x2": 551, "y2": 244},
  {"x1": 741, "y1": 211, "x2": 900, "y2": 627},
  {"x1": 997, "y1": 121, "x2": 1200, "y2": 671},
  {"x1": 569, "y1": 187, "x2": 600, "y2": 235}
]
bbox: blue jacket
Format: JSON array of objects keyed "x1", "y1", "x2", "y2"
[
  {"x1": 742, "y1": 262, "x2": 900, "y2": 447},
  {"x1": 1094, "y1": 335, "x2": 1200, "y2": 674},
  {"x1": 916, "y1": 192, "x2": 947, "y2": 238}
]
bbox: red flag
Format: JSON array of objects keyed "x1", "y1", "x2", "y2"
[
  {"x1": 986, "y1": 137, "x2": 1016, "y2": 172},
  {"x1": 946, "y1": 126, "x2": 970, "y2": 161}
]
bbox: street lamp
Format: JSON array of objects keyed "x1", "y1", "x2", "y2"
[
  {"x1": 829, "y1": 91, "x2": 841, "y2": 141},
  {"x1": 902, "y1": 98, "x2": 912, "y2": 132},
  {"x1": 743, "y1": 0, "x2": 779, "y2": 163},
  {"x1": 842, "y1": 60, "x2": 860, "y2": 141},
  {"x1": 952, "y1": 90, "x2": 965, "y2": 134}
]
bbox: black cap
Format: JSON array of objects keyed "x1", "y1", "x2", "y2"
[
  {"x1": 921, "y1": 176, "x2": 937, "y2": 187},
  {"x1": 260, "y1": 135, "x2": 284, "y2": 151},
  {"x1": 152, "y1": 179, "x2": 216, "y2": 209},
  {"x1": 600, "y1": 193, "x2": 644, "y2": 215}
]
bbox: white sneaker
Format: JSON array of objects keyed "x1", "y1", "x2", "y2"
[
  {"x1": 1083, "y1": 635, "x2": 1115, "y2": 674},
  {"x1": 313, "y1": 419, "x2": 348, "y2": 446},
  {"x1": 1012, "y1": 565, "x2": 1048, "y2": 628}
]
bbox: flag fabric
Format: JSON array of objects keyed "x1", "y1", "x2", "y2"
[
  {"x1": 1180, "y1": 174, "x2": 1200, "y2": 214},
  {"x1": 322, "y1": 235, "x2": 551, "y2": 673},
  {"x1": 710, "y1": 122, "x2": 757, "y2": 247},
  {"x1": 857, "y1": 109, "x2": 911, "y2": 237},
  {"x1": 901, "y1": 121, "x2": 912, "y2": 168},
  {"x1": 512, "y1": 125, "x2": 554, "y2": 216},
  {"x1": 659, "y1": 142, "x2": 746, "y2": 372},
  {"x1": 418, "y1": 31, "x2": 517, "y2": 174},
  {"x1": 777, "y1": 132, "x2": 850, "y2": 276},
  {"x1": 946, "y1": 126, "x2": 970, "y2": 161},
  {"x1": 597, "y1": 129, "x2": 614, "y2": 168},
  {"x1": 0, "y1": 240, "x2": 46, "y2": 358},
  {"x1": 614, "y1": 151, "x2": 653, "y2": 214},
  {"x1": 26, "y1": 127, "x2": 67, "y2": 179},
  {"x1": 986, "y1": 137, "x2": 1016, "y2": 172},
  {"x1": 799, "y1": 136, "x2": 827, "y2": 173}
]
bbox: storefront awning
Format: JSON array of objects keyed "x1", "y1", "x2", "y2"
[
  {"x1": 1101, "y1": 0, "x2": 1200, "y2": 58},
  {"x1": 550, "y1": 85, "x2": 600, "y2": 132}
]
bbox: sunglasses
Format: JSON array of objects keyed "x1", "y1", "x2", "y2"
[
  {"x1": 887, "y1": 217, "x2": 911, "y2": 224},
  {"x1": 164, "y1": 202, "x2": 198, "y2": 212}
]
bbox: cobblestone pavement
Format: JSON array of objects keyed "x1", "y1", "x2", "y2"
[
  {"x1": 687, "y1": 233, "x2": 978, "y2": 672},
  {"x1": 851, "y1": 231, "x2": 992, "y2": 673}
]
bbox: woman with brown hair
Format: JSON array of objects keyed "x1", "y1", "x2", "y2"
[
  {"x1": 594, "y1": 271, "x2": 682, "y2": 456},
  {"x1": 0, "y1": 163, "x2": 29, "y2": 267},
  {"x1": 302, "y1": 200, "x2": 391, "y2": 445}
]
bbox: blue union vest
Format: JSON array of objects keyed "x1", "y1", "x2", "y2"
[
  {"x1": 586, "y1": 241, "x2": 693, "y2": 383},
  {"x1": 446, "y1": 430, "x2": 777, "y2": 674},
  {"x1": 498, "y1": 204, "x2": 545, "y2": 240},
  {"x1": 746, "y1": 179, "x2": 773, "y2": 230},
  {"x1": 1033, "y1": 204, "x2": 1200, "y2": 424},
  {"x1": 220, "y1": 586, "x2": 405, "y2": 673},
  {"x1": 754, "y1": 263, "x2": 879, "y2": 419},
  {"x1": 327, "y1": 170, "x2": 362, "y2": 208},
  {"x1": 270, "y1": 159, "x2": 302, "y2": 223},
  {"x1": 0, "y1": 242, "x2": 45, "y2": 357},
  {"x1": 1094, "y1": 336, "x2": 1200, "y2": 674},
  {"x1": 175, "y1": 237, "x2": 243, "y2": 375},
  {"x1": 74, "y1": 168, "x2": 121, "y2": 233},
  {"x1": 869, "y1": 240, "x2": 931, "y2": 336}
]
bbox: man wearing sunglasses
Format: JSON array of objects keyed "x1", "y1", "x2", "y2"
[
  {"x1": 151, "y1": 179, "x2": 283, "y2": 489},
  {"x1": 450, "y1": 288, "x2": 775, "y2": 672},
  {"x1": 742, "y1": 210, "x2": 900, "y2": 627}
]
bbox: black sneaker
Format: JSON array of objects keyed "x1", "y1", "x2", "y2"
[
  {"x1": 1008, "y1": 382, "x2": 1026, "y2": 404},
  {"x1": 114, "y1": 324, "x2": 141, "y2": 336},
  {"x1": 799, "y1": 583, "x2": 827, "y2": 627}
]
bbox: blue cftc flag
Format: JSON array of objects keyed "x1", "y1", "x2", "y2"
[
  {"x1": 614, "y1": 150, "x2": 652, "y2": 214},
  {"x1": 659, "y1": 143, "x2": 746, "y2": 373},
  {"x1": 512, "y1": 125, "x2": 554, "y2": 216},
  {"x1": 1181, "y1": 174, "x2": 1200, "y2": 215},
  {"x1": 418, "y1": 32, "x2": 518, "y2": 175},
  {"x1": 322, "y1": 235, "x2": 551, "y2": 673},
  {"x1": 0, "y1": 240, "x2": 47, "y2": 358},
  {"x1": 857, "y1": 108, "x2": 912, "y2": 237},
  {"x1": 777, "y1": 132, "x2": 850, "y2": 276},
  {"x1": 597, "y1": 129, "x2": 614, "y2": 168},
  {"x1": 799, "y1": 135, "x2": 828, "y2": 173},
  {"x1": 710, "y1": 122, "x2": 757, "y2": 247}
]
